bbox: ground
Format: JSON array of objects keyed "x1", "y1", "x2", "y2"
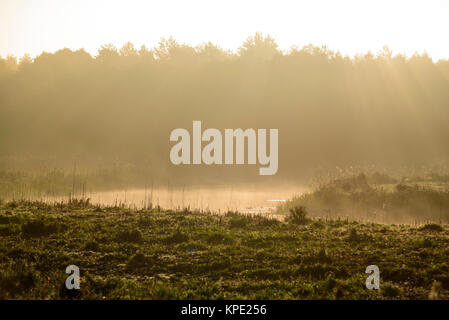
[{"x1": 0, "y1": 200, "x2": 448, "y2": 299}]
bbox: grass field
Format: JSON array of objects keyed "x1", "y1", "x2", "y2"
[{"x1": 1, "y1": 198, "x2": 448, "y2": 300}]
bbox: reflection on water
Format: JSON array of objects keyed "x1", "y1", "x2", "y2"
[{"x1": 59, "y1": 186, "x2": 305, "y2": 214}]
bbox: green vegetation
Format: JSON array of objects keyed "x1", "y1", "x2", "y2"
[
  {"x1": 287, "y1": 206, "x2": 309, "y2": 225},
  {"x1": 0, "y1": 167, "x2": 156, "y2": 198},
  {"x1": 279, "y1": 173, "x2": 449, "y2": 224},
  {"x1": 1, "y1": 199, "x2": 448, "y2": 299},
  {"x1": 2, "y1": 35, "x2": 449, "y2": 184}
]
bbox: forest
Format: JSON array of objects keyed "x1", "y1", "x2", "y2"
[{"x1": 1, "y1": 33, "x2": 449, "y2": 186}]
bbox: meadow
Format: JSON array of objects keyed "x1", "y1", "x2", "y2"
[
  {"x1": 2, "y1": 6, "x2": 449, "y2": 302},
  {"x1": 1, "y1": 181, "x2": 448, "y2": 299}
]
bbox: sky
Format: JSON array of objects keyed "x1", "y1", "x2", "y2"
[{"x1": 1, "y1": 0, "x2": 449, "y2": 60}]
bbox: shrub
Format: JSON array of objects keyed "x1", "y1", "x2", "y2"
[
  {"x1": 287, "y1": 206, "x2": 309, "y2": 225},
  {"x1": 255, "y1": 216, "x2": 279, "y2": 227},
  {"x1": 419, "y1": 223, "x2": 443, "y2": 232},
  {"x1": 68, "y1": 197, "x2": 91, "y2": 208}
]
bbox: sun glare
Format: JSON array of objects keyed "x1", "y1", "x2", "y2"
[{"x1": 1, "y1": 0, "x2": 449, "y2": 60}]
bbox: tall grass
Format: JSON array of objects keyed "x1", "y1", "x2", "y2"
[{"x1": 278, "y1": 173, "x2": 449, "y2": 224}]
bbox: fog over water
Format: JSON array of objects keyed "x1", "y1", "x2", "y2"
[{"x1": 44, "y1": 185, "x2": 308, "y2": 214}]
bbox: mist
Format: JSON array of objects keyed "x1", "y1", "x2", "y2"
[{"x1": 1, "y1": 34, "x2": 449, "y2": 190}]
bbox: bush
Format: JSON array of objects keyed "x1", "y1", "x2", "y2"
[
  {"x1": 419, "y1": 223, "x2": 443, "y2": 232},
  {"x1": 278, "y1": 174, "x2": 449, "y2": 224},
  {"x1": 255, "y1": 216, "x2": 279, "y2": 227},
  {"x1": 287, "y1": 206, "x2": 308, "y2": 225}
]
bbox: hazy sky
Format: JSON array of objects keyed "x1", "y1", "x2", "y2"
[{"x1": 1, "y1": 0, "x2": 449, "y2": 60}]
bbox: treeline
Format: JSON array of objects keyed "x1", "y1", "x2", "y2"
[{"x1": 1, "y1": 33, "x2": 449, "y2": 183}]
